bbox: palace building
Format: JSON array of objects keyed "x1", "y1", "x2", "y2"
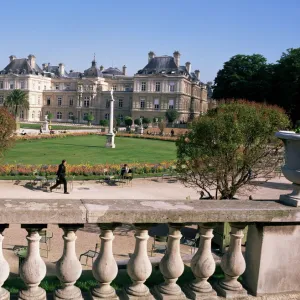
[{"x1": 0, "y1": 51, "x2": 211, "y2": 124}]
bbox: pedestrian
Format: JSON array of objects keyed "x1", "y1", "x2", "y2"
[
  {"x1": 40, "y1": 125, "x2": 43, "y2": 134},
  {"x1": 50, "y1": 159, "x2": 69, "y2": 194}
]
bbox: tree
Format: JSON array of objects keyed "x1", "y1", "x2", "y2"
[
  {"x1": 176, "y1": 101, "x2": 290, "y2": 199},
  {"x1": 4, "y1": 89, "x2": 29, "y2": 119},
  {"x1": 165, "y1": 109, "x2": 180, "y2": 123},
  {"x1": 99, "y1": 120, "x2": 109, "y2": 127},
  {"x1": 83, "y1": 113, "x2": 94, "y2": 126},
  {"x1": 0, "y1": 108, "x2": 15, "y2": 158},
  {"x1": 269, "y1": 48, "x2": 300, "y2": 125},
  {"x1": 158, "y1": 121, "x2": 166, "y2": 135},
  {"x1": 143, "y1": 117, "x2": 151, "y2": 125},
  {"x1": 124, "y1": 116, "x2": 133, "y2": 127},
  {"x1": 153, "y1": 117, "x2": 162, "y2": 123},
  {"x1": 70, "y1": 115, "x2": 77, "y2": 124},
  {"x1": 134, "y1": 118, "x2": 142, "y2": 126},
  {"x1": 212, "y1": 54, "x2": 272, "y2": 102}
]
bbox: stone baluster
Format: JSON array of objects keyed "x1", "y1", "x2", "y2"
[
  {"x1": 154, "y1": 223, "x2": 186, "y2": 299},
  {"x1": 54, "y1": 225, "x2": 83, "y2": 300},
  {"x1": 125, "y1": 224, "x2": 153, "y2": 299},
  {"x1": 216, "y1": 223, "x2": 247, "y2": 298},
  {"x1": 183, "y1": 223, "x2": 217, "y2": 300},
  {"x1": 0, "y1": 225, "x2": 9, "y2": 300},
  {"x1": 19, "y1": 225, "x2": 47, "y2": 300},
  {"x1": 91, "y1": 224, "x2": 118, "y2": 300}
]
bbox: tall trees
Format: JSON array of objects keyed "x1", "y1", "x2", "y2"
[
  {"x1": 0, "y1": 108, "x2": 16, "y2": 158},
  {"x1": 4, "y1": 89, "x2": 29, "y2": 118}
]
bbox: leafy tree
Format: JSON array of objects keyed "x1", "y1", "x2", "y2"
[
  {"x1": 83, "y1": 113, "x2": 94, "y2": 126},
  {"x1": 99, "y1": 120, "x2": 109, "y2": 127},
  {"x1": 4, "y1": 89, "x2": 29, "y2": 118},
  {"x1": 70, "y1": 115, "x2": 77, "y2": 124},
  {"x1": 270, "y1": 48, "x2": 300, "y2": 124},
  {"x1": 212, "y1": 54, "x2": 272, "y2": 102},
  {"x1": 124, "y1": 116, "x2": 133, "y2": 127},
  {"x1": 0, "y1": 108, "x2": 15, "y2": 158},
  {"x1": 143, "y1": 117, "x2": 151, "y2": 125},
  {"x1": 134, "y1": 118, "x2": 142, "y2": 126},
  {"x1": 116, "y1": 119, "x2": 121, "y2": 127},
  {"x1": 176, "y1": 101, "x2": 290, "y2": 199},
  {"x1": 165, "y1": 109, "x2": 180, "y2": 123},
  {"x1": 153, "y1": 117, "x2": 162, "y2": 123},
  {"x1": 158, "y1": 121, "x2": 166, "y2": 135}
]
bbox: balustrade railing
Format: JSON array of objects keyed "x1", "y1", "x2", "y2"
[{"x1": 0, "y1": 199, "x2": 299, "y2": 299}]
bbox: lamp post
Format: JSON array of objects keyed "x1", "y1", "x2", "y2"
[{"x1": 105, "y1": 88, "x2": 116, "y2": 148}]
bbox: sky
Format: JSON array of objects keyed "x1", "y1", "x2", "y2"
[{"x1": 0, "y1": 0, "x2": 299, "y2": 82}]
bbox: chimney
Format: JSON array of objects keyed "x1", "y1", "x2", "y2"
[
  {"x1": 148, "y1": 51, "x2": 155, "y2": 62},
  {"x1": 173, "y1": 51, "x2": 181, "y2": 67},
  {"x1": 58, "y1": 63, "x2": 65, "y2": 76},
  {"x1": 100, "y1": 65, "x2": 104, "y2": 71},
  {"x1": 42, "y1": 63, "x2": 49, "y2": 71},
  {"x1": 194, "y1": 70, "x2": 200, "y2": 80},
  {"x1": 9, "y1": 55, "x2": 16, "y2": 62},
  {"x1": 185, "y1": 62, "x2": 191, "y2": 73},
  {"x1": 28, "y1": 54, "x2": 36, "y2": 68},
  {"x1": 122, "y1": 65, "x2": 127, "y2": 75}
]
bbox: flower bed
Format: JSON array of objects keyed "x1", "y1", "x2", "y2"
[{"x1": 0, "y1": 161, "x2": 176, "y2": 177}]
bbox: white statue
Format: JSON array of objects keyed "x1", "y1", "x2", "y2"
[
  {"x1": 45, "y1": 115, "x2": 48, "y2": 121},
  {"x1": 110, "y1": 88, "x2": 115, "y2": 102}
]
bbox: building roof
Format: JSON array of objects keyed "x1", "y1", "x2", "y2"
[
  {"x1": 0, "y1": 58, "x2": 43, "y2": 75},
  {"x1": 102, "y1": 67, "x2": 124, "y2": 76},
  {"x1": 43, "y1": 65, "x2": 69, "y2": 78},
  {"x1": 137, "y1": 56, "x2": 189, "y2": 76},
  {"x1": 83, "y1": 60, "x2": 103, "y2": 78}
]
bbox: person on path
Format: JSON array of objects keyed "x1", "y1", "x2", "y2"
[{"x1": 50, "y1": 159, "x2": 69, "y2": 194}]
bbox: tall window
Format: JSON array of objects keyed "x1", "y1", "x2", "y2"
[
  {"x1": 57, "y1": 112, "x2": 62, "y2": 119},
  {"x1": 20, "y1": 81, "x2": 25, "y2": 89},
  {"x1": 141, "y1": 82, "x2": 146, "y2": 91},
  {"x1": 68, "y1": 112, "x2": 73, "y2": 119},
  {"x1": 66, "y1": 84, "x2": 70, "y2": 90},
  {"x1": 140, "y1": 99, "x2": 145, "y2": 109},
  {"x1": 69, "y1": 98, "x2": 73, "y2": 106},
  {"x1": 0, "y1": 96, "x2": 3, "y2": 104},
  {"x1": 55, "y1": 84, "x2": 59, "y2": 90},
  {"x1": 113, "y1": 85, "x2": 117, "y2": 91},
  {"x1": 0, "y1": 81, "x2": 3, "y2": 89},
  {"x1": 57, "y1": 97, "x2": 62, "y2": 106},
  {"x1": 84, "y1": 97, "x2": 90, "y2": 107},
  {"x1": 105, "y1": 113, "x2": 110, "y2": 120},
  {"x1": 155, "y1": 82, "x2": 160, "y2": 92},
  {"x1": 10, "y1": 81, "x2": 14, "y2": 89},
  {"x1": 124, "y1": 84, "x2": 130, "y2": 91},
  {"x1": 169, "y1": 82, "x2": 175, "y2": 92},
  {"x1": 118, "y1": 99, "x2": 123, "y2": 108},
  {"x1": 168, "y1": 99, "x2": 174, "y2": 109},
  {"x1": 154, "y1": 99, "x2": 160, "y2": 110},
  {"x1": 32, "y1": 111, "x2": 35, "y2": 119},
  {"x1": 47, "y1": 97, "x2": 51, "y2": 106},
  {"x1": 106, "y1": 99, "x2": 110, "y2": 108}
]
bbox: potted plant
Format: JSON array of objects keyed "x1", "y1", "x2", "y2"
[{"x1": 276, "y1": 128, "x2": 300, "y2": 206}]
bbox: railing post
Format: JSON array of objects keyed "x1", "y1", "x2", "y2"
[
  {"x1": 54, "y1": 224, "x2": 84, "y2": 300},
  {"x1": 0, "y1": 225, "x2": 9, "y2": 300},
  {"x1": 125, "y1": 224, "x2": 154, "y2": 299},
  {"x1": 91, "y1": 223, "x2": 119, "y2": 300},
  {"x1": 183, "y1": 223, "x2": 217, "y2": 300},
  {"x1": 153, "y1": 223, "x2": 186, "y2": 299},
  {"x1": 215, "y1": 223, "x2": 247, "y2": 298},
  {"x1": 19, "y1": 224, "x2": 47, "y2": 300}
]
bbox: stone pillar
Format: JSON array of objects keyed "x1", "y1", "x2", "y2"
[
  {"x1": 0, "y1": 225, "x2": 9, "y2": 300},
  {"x1": 183, "y1": 223, "x2": 217, "y2": 300},
  {"x1": 215, "y1": 223, "x2": 247, "y2": 298},
  {"x1": 106, "y1": 88, "x2": 115, "y2": 148},
  {"x1": 19, "y1": 225, "x2": 47, "y2": 300},
  {"x1": 54, "y1": 225, "x2": 83, "y2": 300},
  {"x1": 125, "y1": 224, "x2": 153, "y2": 299},
  {"x1": 91, "y1": 224, "x2": 118, "y2": 300},
  {"x1": 154, "y1": 224, "x2": 186, "y2": 299}
]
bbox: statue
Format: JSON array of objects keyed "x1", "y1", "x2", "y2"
[{"x1": 110, "y1": 88, "x2": 115, "y2": 101}]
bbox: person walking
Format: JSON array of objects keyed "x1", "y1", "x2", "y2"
[{"x1": 50, "y1": 159, "x2": 69, "y2": 194}]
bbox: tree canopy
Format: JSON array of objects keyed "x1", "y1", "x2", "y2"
[
  {"x1": 176, "y1": 101, "x2": 290, "y2": 199},
  {"x1": 4, "y1": 89, "x2": 29, "y2": 118},
  {"x1": 0, "y1": 108, "x2": 16, "y2": 158},
  {"x1": 165, "y1": 109, "x2": 180, "y2": 123}
]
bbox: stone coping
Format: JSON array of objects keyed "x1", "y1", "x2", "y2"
[
  {"x1": 276, "y1": 131, "x2": 300, "y2": 140},
  {"x1": 1, "y1": 199, "x2": 300, "y2": 224}
]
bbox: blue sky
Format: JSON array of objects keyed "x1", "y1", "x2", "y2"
[{"x1": 0, "y1": 0, "x2": 299, "y2": 82}]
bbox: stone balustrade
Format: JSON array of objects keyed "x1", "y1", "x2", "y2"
[{"x1": 0, "y1": 199, "x2": 300, "y2": 299}]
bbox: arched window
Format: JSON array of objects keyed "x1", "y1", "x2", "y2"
[
  {"x1": 57, "y1": 112, "x2": 62, "y2": 119},
  {"x1": 105, "y1": 113, "x2": 110, "y2": 120},
  {"x1": 32, "y1": 111, "x2": 35, "y2": 119},
  {"x1": 68, "y1": 112, "x2": 73, "y2": 119}
]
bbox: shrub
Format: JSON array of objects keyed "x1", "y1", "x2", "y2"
[
  {"x1": 124, "y1": 116, "x2": 133, "y2": 127},
  {"x1": 83, "y1": 113, "x2": 94, "y2": 126},
  {"x1": 134, "y1": 118, "x2": 142, "y2": 126},
  {"x1": 99, "y1": 120, "x2": 109, "y2": 127},
  {"x1": 143, "y1": 118, "x2": 151, "y2": 124},
  {"x1": 165, "y1": 109, "x2": 179, "y2": 123},
  {"x1": 0, "y1": 108, "x2": 16, "y2": 158},
  {"x1": 176, "y1": 100, "x2": 290, "y2": 199}
]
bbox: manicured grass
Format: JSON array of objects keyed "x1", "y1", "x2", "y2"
[
  {"x1": 3, "y1": 135, "x2": 176, "y2": 165},
  {"x1": 20, "y1": 123, "x2": 100, "y2": 130}
]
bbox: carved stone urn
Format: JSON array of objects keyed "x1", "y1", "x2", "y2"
[{"x1": 276, "y1": 131, "x2": 300, "y2": 206}]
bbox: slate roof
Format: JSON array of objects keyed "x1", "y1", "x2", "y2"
[
  {"x1": 102, "y1": 67, "x2": 124, "y2": 76},
  {"x1": 0, "y1": 58, "x2": 43, "y2": 75},
  {"x1": 43, "y1": 65, "x2": 69, "y2": 77},
  {"x1": 83, "y1": 60, "x2": 103, "y2": 78},
  {"x1": 137, "y1": 56, "x2": 189, "y2": 76}
]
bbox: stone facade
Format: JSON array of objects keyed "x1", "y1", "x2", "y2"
[{"x1": 0, "y1": 52, "x2": 210, "y2": 124}]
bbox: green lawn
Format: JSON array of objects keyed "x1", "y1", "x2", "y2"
[
  {"x1": 20, "y1": 123, "x2": 100, "y2": 130},
  {"x1": 3, "y1": 136, "x2": 176, "y2": 165}
]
